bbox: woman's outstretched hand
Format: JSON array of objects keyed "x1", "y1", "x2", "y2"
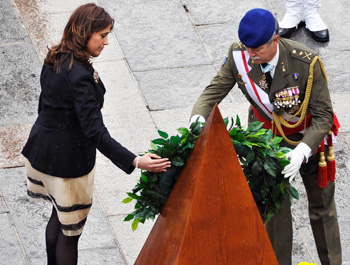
[{"x1": 133, "y1": 153, "x2": 171, "y2": 172}]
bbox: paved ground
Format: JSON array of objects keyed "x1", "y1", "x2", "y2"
[{"x1": 1, "y1": 0, "x2": 350, "y2": 264}]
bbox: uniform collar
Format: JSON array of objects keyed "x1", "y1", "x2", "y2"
[{"x1": 266, "y1": 44, "x2": 279, "y2": 75}]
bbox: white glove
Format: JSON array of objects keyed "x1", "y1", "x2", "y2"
[
  {"x1": 282, "y1": 143, "x2": 311, "y2": 182},
  {"x1": 189, "y1": 115, "x2": 205, "y2": 127}
]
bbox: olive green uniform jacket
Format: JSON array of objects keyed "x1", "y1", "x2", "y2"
[{"x1": 191, "y1": 38, "x2": 334, "y2": 153}]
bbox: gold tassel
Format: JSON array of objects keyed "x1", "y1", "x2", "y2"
[
  {"x1": 327, "y1": 130, "x2": 336, "y2": 182},
  {"x1": 318, "y1": 141, "x2": 328, "y2": 188}
]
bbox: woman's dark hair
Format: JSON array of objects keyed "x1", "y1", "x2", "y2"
[{"x1": 44, "y1": 3, "x2": 114, "y2": 72}]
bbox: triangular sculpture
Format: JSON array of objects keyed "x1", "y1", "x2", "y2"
[{"x1": 135, "y1": 104, "x2": 278, "y2": 264}]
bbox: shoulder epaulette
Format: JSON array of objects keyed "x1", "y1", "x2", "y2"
[
  {"x1": 290, "y1": 48, "x2": 316, "y2": 63},
  {"x1": 231, "y1": 41, "x2": 245, "y2": 51}
]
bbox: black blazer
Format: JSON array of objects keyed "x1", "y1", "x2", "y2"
[{"x1": 22, "y1": 58, "x2": 136, "y2": 178}]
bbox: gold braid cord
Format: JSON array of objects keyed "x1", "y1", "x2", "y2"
[{"x1": 272, "y1": 56, "x2": 328, "y2": 145}]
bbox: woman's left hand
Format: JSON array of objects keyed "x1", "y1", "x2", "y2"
[{"x1": 133, "y1": 153, "x2": 171, "y2": 172}]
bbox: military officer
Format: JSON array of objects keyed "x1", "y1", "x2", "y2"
[{"x1": 190, "y1": 8, "x2": 341, "y2": 265}]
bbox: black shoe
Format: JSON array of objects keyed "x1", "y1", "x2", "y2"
[
  {"x1": 309, "y1": 29, "x2": 330, "y2": 42},
  {"x1": 279, "y1": 27, "x2": 297, "y2": 38},
  {"x1": 279, "y1": 22, "x2": 305, "y2": 38}
]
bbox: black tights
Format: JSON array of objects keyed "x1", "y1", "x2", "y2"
[{"x1": 46, "y1": 206, "x2": 81, "y2": 265}]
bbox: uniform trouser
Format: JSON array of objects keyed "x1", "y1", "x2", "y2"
[{"x1": 265, "y1": 153, "x2": 342, "y2": 265}]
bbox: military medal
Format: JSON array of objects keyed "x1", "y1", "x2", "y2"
[
  {"x1": 273, "y1": 86, "x2": 301, "y2": 114},
  {"x1": 259, "y1": 63, "x2": 274, "y2": 90},
  {"x1": 259, "y1": 73, "x2": 268, "y2": 90}
]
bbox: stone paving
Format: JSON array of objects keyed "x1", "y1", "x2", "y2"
[{"x1": 1, "y1": 0, "x2": 350, "y2": 264}]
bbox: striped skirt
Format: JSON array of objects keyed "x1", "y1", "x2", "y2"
[{"x1": 25, "y1": 158, "x2": 95, "y2": 236}]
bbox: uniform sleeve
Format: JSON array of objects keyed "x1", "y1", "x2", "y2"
[
  {"x1": 191, "y1": 45, "x2": 237, "y2": 119},
  {"x1": 68, "y1": 65, "x2": 136, "y2": 174},
  {"x1": 301, "y1": 60, "x2": 334, "y2": 153}
]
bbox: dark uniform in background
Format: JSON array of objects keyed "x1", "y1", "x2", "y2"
[{"x1": 191, "y1": 8, "x2": 341, "y2": 265}]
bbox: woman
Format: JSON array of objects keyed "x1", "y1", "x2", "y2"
[{"x1": 22, "y1": 3, "x2": 171, "y2": 265}]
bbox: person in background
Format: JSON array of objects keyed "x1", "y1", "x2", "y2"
[
  {"x1": 190, "y1": 8, "x2": 341, "y2": 265},
  {"x1": 22, "y1": 3, "x2": 171, "y2": 265},
  {"x1": 279, "y1": 0, "x2": 329, "y2": 42}
]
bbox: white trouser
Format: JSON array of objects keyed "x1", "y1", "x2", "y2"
[{"x1": 279, "y1": 0, "x2": 327, "y2": 31}]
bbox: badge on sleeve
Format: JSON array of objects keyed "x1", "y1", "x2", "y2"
[{"x1": 222, "y1": 56, "x2": 228, "y2": 66}]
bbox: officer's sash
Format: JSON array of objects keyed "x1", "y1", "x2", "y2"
[{"x1": 232, "y1": 50, "x2": 274, "y2": 119}]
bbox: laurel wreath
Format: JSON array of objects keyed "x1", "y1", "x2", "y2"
[{"x1": 123, "y1": 117, "x2": 298, "y2": 231}]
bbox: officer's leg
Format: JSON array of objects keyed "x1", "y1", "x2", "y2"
[
  {"x1": 300, "y1": 156, "x2": 342, "y2": 265},
  {"x1": 265, "y1": 193, "x2": 293, "y2": 265}
]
